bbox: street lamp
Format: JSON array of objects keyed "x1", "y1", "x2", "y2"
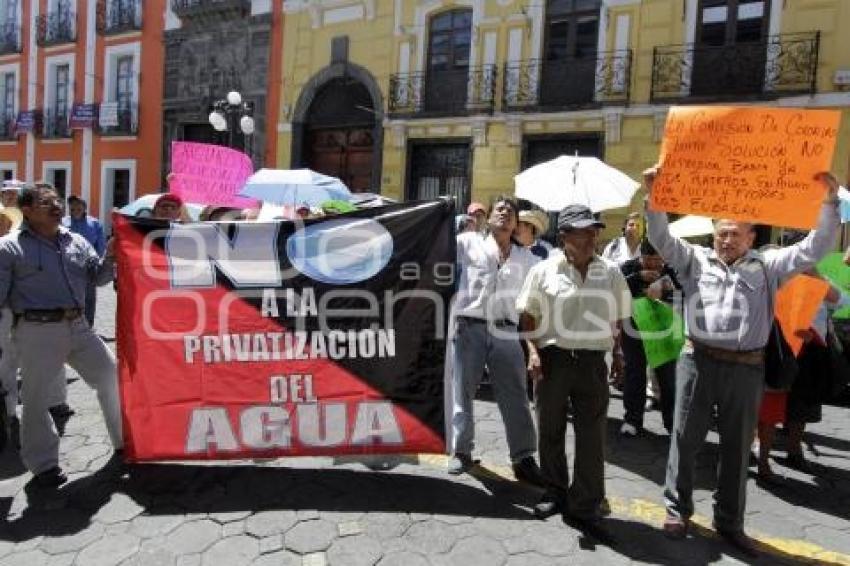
[{"x1": 208, "y1": 90, "x2": 255, "y2": 151}]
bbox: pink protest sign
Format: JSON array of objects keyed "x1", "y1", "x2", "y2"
[{"x1": 169, "y1": 142, "x2": 257, "y2": 208}]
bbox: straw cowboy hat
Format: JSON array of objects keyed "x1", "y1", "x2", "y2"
[
  {"x1": 518, "y1": 209, "x2": 549, "y2": 236},
  {"x1": 0, "y1": 205, "x2": 23, "y2": 230}
]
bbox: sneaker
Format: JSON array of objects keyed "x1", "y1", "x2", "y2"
[
  {"x1": 447, "y1": 453, "x2": 474, "y2": 475},
  {"x1": 34, "y1": 466, "x2": 68, "y2": 488},
  {"x1": 533, "y1": 493, "x2": 564, "y2": 519},
  {"x1": 512, "y1": 457, "x2": 546, "y2": 488},
  {"x1": 619, "y1": 422, "x2": 638, "y2": 437}
]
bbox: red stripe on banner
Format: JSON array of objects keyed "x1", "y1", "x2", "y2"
[{"x1": 113, "y1": 215, "x2": 445, "y2": 461}]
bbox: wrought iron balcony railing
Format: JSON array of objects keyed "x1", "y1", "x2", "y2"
[
  {"x1": 0, "y1": 116, "x2": 15, "y2": 140},
  {"x1": 651, "y1": 32, "x2": 819, "y2": 103},
  {"x1": 170, "y1": 0, "x2": 250, "y2": 20},
  {"x1": 97, "y1": 0, "x2": 143, "y2": 35},
  {"x1": 0, "y1": 22, "x2": 21, "y2": 55},
  {"x1": 42, "y1": 109, "x2": 72, "y2": 139},
  {"x1": 36, "y1": 10, "x2": 77, "y2": 47},
  {"x1": 98, "y1": 104, "x2": 138, "y2": 136},
  {"x1": 503, "y1": 50, "x2": 632, "y2": 112},
  {"x1": 388, "y1": 65, "x2": 497, "y2": 118}
]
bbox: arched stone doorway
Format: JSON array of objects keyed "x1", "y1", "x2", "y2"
[{"x1": 291, "y1": 63, "x2": 383, "y2": 193}]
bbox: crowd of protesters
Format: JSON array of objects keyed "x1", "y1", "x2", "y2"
[
  {"x1": 448, "y1": 169, "x2": 849, "y2": 556},
  {"x1": 0, "y1": 166, "x2": 849, "y2": 559}
]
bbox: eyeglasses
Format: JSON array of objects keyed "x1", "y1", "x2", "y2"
[{"x1": 34, "y1": 198, "x2": 62, "y2": 208}]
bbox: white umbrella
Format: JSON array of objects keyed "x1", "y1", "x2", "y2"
[
  {"x1": 238, "y1": 168, "x2": 352, "y2": 207},
  {"x1": 514, "y1": 155, "x2": 640, "y2": 212},
  {"x1": 669, "y1": 215, "x2": 715, "y2": 238}
]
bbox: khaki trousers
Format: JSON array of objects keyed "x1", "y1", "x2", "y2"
[{"x1": 15, "y1": 317, "x2": 122, "y2": 474}]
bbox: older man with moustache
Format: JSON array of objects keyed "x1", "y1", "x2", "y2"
[{"x1": 643, "y1": 165, "x2": 840, "y2": 555}]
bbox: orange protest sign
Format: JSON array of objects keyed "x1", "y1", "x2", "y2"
[
  {"x1": 774, "y1": 274, "x2": 830, "y2": 356},
  {"x1": 651, "y1": 106, "x2": 841, "y2": 229}
]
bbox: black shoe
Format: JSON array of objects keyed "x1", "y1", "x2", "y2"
[
  {"x1": 785, "y1": 452, "x2": 809, "y2": 471},
  {"x1": 447, "y1": 453, "x2": 474, "y2": 475},
  {"x1": 34, "y1": 466, "x2": 68, "y2": 488},
  {"x1": 49, "y1": 404, "x2": 75, "y2": 436},
  {"x1": 512, "y1": 457, "x2": 546, "y2": 488},
  {"x1": 533, "y1": 494, "x2": 564, "y2": 519},
  {"x1": 715, "y1": 526, "x2": 759, "y2": 557}
]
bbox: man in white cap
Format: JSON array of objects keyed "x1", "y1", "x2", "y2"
[{"x1": 1, "y1": 180, "x2": 23, "y2": 209}]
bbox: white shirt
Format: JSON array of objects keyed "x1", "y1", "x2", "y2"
[
  {"x1": 455, "y1": 232, "x2": 539, "y2": 324},
  {"x1": 516, "y1": 251, "x2": 632, "y2": 351},
  {"x1": 602, "y1": 236, "x2": 640, "y2": 265}
]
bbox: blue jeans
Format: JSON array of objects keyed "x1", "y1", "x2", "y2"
[{"x1": 450, "y1": 317, "x2": 536, "y2": 462}]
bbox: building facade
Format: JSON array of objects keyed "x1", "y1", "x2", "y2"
[
  {"x1": 161, "y1": 0, "x2": 283, "y2": 176},
  {"x1": 276, "y1": 0, "x2": 850, "y2": 233},
  {"x1": 0, "y1": 0, "x2": 165, "y2": 230}
]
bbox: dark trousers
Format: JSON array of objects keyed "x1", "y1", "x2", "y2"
[
  {"x1": 621, "y1": 331, "x2": 676, "y2": 431},
  {"x1": 537, "y1": 346, "x2": 609, "y2": 518},
  {"x1": 664, "y1": 349, "x2": 763, "y2": 533}
]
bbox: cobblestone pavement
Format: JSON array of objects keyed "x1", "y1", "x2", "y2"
[{"x1": 2, "y1": 287, "x2": 850, "y2": 565}]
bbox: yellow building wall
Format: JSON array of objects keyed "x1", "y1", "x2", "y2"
[{"x1": 277, "y1": 0, "x2": 850, "y2": 239}]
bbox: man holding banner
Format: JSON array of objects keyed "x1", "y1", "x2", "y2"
[
  {"x1": 449, "y1": 197, "x2": 544, "y2": 486},
  {"x1": 644, "y1": 165, "x2": 840, "y2": 555}
]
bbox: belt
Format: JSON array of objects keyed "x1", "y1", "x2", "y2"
[
  {"x1": 458, "y1": 316, "x2": 516, "y2": 328},
  {"x1": 542, "y1": 345, "x2": 605, "y2": 359},
  {"x1": 687, "y1": 339, "x2": 764, "y2": 366},
  {"x1": 16, "y1": 308, "x2": 83, "y2": 323}
]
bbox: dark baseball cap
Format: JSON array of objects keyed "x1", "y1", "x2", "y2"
[{"x1": 557, "y1": 204, "x2": 606, "y2": 231}]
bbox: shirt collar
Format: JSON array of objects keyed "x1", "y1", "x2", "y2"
[
  {"x1": 556, "y1": 250, "x2": 605, "y2": 271},
  {"x1": 20, "y1": 221, "x2": 73, "y2": 242},
  {"x1": 706, "y1": 248, "x2": 763, "y2": 267}
]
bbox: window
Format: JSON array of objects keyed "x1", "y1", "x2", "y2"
[
  {"x1": 54, "y1": 63, "x2": 69, "y2": 117},
  {"x1": 43, "y1": 163, "x2": 71, "y2": 199},
  {"x1": 116, "y1": 55, "x2": 132, "y2": 110},
  {"x1": 697, "y1": 0, "x2": 768, "y2": 46},
  {"x1": 1, "y1": 0, "x2": 18, "y2": 25},
  {"x1": 545, "y1": 0, "x2": 600, "y2": 60},
  {"x1": 1, "y1": 72, "x2": 13, "y2": 118},
  {"x1": 423, "y1": 9, "x2": 472, "y2": 113},
  {"x1": 112, "y1": 169, "x2": 130, "y2": 209},
  {"x1": 100, "y1": 160, "x2": 135, "y2": 232}
]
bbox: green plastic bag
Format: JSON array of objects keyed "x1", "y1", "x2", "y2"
[{"x1": 631, "y1": 297, "x2": 686, "y2": 368}]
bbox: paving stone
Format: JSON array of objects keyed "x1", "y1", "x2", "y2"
[
  {"x1": 45, "y1": 553, "x2": 75, "y2": 566},
  {"x1": 38, "y1": 519, "x2": 105, "y2": 555},
  {"x1": 163, "y1": 520, "x2": 222, "y2": 555},
  {"x1": 337, "y1": 521, "x2": 362, "y2": 537},
  {"x1": 439, "y1": 535, "x2": 506, "y2": 566},
  {"x1": 375, "y1": 552, "x2": 429, "y2": 566},
  {"x1": 222, "y1": 520, "x2": 246, "y2": 538},
  {"x1": 326, "y1": 535, "x2": 382, "y2": 566},
  {"x1": 251, "y1": 550, "x2": 300, "y2": 566},
  {"x1": 0, "y1": 550, "x2": 50, "y2": 566},
  {"x1": 209, "y1": 510, "x2": 252, "y2": 524},
  {"x1": 803, "y1": 525, "x2": 850, "y2": 555},
  {"x1": 301, "y1": 553, "x2": 327, "y2": 566},
  {"x1": 120, "y1": 540, "x2": 178, "y2": 566},
  {"x1": 401, "y1": 520, "x2": 457, "y2": 554},
  {"x1": 362, "y1": 513, "x2": 411, "y2": 541},
  {"x1": 284, "y1": 520, "x2": 337, "y2": 555},
  {"x1": 75, "y1": 534, "x2": 140, "y2": 566},
  {"x1": 201, "y1": 536, "x2": 259, "y2": 566},
  {"x1": 175, "y1": 555, "x2": 201, "y2": 566},
  {"x1": 258, "y1": 535, "x2": 284, "y2": 555},
  {"x1": 245, "y1": 510, "x2": 300, "y2": 538},
  {"x1": 503, "y1": 524, "x2": 577, "y2": 556},
  {"x1": 129, "y1": 512, "x2": 185, "y2": 539},
  {"x1": 504, "y1": 553, "x2": 572, "y2": 566}
]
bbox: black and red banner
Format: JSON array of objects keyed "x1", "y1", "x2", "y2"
[{"x1": 114, "y1": 200, "x2": 454, "y2": 461}]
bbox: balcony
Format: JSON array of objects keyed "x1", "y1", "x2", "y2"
[
  {"x1": 170, "y1": 0, "x2": 250, "y2": 22},
  {"x1": 503, "y1": 50, "x2": 632, "y2": 112},
  {"x1": 388, "y1": 66, "x2": 497, "y2": 118},
  {"x1": 0, "y1": 116, "x2": 15, "y2": 140},
  {"x1": 97, "y1": 0, "x2": 143, "y2": 35},
  {"x1": 98, "y1": 104, "x2": 138, "y2": 136},
  {"x1": 0, "y1": 22, "x2": 21, "y2": 55},
  {"x1": 42, "y1": 109, "x2": 72, "y2": 139},
  {"x1": 651, "y1": 32, "x2": 819, "y2": 103},
  {"x1": 36, "y1": 9, "x2": 77, "y2": 47}
]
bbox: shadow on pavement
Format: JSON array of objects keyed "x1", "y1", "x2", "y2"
[
  {"x1": 751, "y1": 458, "x2": 850, "y2": 522},
  {"x1": 1, "y1": 459, "x2": 537, "y2": 544}
]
